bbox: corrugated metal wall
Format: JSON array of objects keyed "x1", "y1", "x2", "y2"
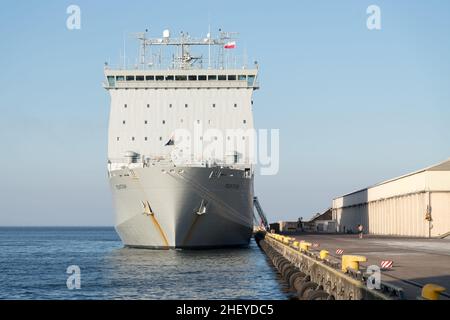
[
  {"x1": 335, "y1": 192, "x2": 450, "y2": 237},
  {"x1": 431, "y1": 192, "x2": 450, "y2": 236}
]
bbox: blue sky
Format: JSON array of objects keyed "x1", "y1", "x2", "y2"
[{"x1": 0, "y1": 0, "x2": 449, "y2": 226}]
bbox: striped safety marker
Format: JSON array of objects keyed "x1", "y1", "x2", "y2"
[
  {"x1": 335, "y1": 249, "x2": 344, "y2": 255},
  {"x1": 312, "y1": 243, "x2": 320, "y2": 248},
  {"x1": 380, "y1": 260, "x2": 394, "y2": 269}
]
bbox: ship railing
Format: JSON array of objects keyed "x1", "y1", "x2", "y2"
[
  {"x1": 107, "y1": 157, "x2": 253, "y2": 171},
  {"x1": 104, "y1": 53, "x2": 252, "y2": 72}
]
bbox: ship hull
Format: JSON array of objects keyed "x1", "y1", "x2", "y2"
[{"x1": 109, "y1": 166, "x2": 254, "y2": 249}]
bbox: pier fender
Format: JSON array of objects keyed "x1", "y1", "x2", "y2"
[
  {"x1": 308, "y1": 290, "x2": 333, "y2": 300},
  {"x1": 276, "y1": 259, "x2": 290, "y2": 271},
  {"x1": 421, "y1": 284, "x2": 446, "y2": 300},
  {"x1": 282, "y1": 266, "x2": 298, "y2": 281},
  {"x1": 277, "y1": 260, "x2": 291, "y2": 273},
  {"x1": 273, "y1": 256, "x2": 284, "y2": 266},
  {"x1": 289, "y1": 271, "x2": 306, "y2": 289},
  {"x1": 273, "y1": 255, "x2": 284, "y2": 265},
  {"x1": 297, "y1": 281, "x2": 318, "y2": 300},
  {"x1": 280, "y1": 262, "x2": 294, "y2": 275},
  {"x1": 293, "y1": 275, "x2": 310, "y2": 292},
  {"x1": 272, "y1": 254, "x2": 283, "y2": 265}
]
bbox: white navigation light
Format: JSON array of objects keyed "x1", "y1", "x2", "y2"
[{"x1": 163, "y1": 29, "x2": 170, "y2": 38}]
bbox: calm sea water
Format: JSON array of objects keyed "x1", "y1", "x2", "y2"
[{"x1": 0, "y1": 227, "x2": 289, "y2": 300}]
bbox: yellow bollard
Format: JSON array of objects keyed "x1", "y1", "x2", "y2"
[
  {"x1": 319, "y1": 250, "x2": 329, "y2": 260},
  {"x1": 341, "y1": 255, "x2": 367, "y2": 272},
  {"x1": 292, "y1": 241, "x2": 300, "y2": 249},
  {"x1": 300, "y1": 242, "x2": 311, "y2": 252},
  {"x1": 422, "y1": 284, "x2": 446, "y2": 300}
]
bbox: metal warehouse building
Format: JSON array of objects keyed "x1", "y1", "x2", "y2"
[{"x1": 332, "y1": 159, "x2": 450, "y2": 238}]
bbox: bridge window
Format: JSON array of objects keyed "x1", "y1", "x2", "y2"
[
  {"x1": 126, "y1": 75, "x2": 135, "y2": 81},
  {"x1": 227, "y1": 75, "x2": 236, "y2": 80},
  {"x1": 208, "y1": 75, "x2": 217, "y2": 81},
  {"x1": 198, "y1": 75, "x2": 207, "y2": 81},
  {"x1": 156, "y1": 75, "x2": 164, "y2": 81},
  {"x1": 107, "y1": 76, "x2": 115, "y2": 86},
  {"x1": 144, "y1": 137, "x2": 148, "y2": 141},
  {"x1": 188, "y1": 75, "x2": 197, "y2": 81},
  {"x1": 185, "y1": 104, "x2": 188, "y2": 108},
  {"x1": 146, "y1": 75, "x2": 154, "y2": 81},
  {"x1": 247, "y1": 75, "x2": 255, "y2": 86},
  {"x1": 122, "y1": 120, "x2": 126, "y2": 124},
  {"x1": 234, "y1": 103, "x2": 237, "y2": 108},
  {"x1": 175, "y1": 75, "x2": 187, "y2": 81},
  {"x1": 162, "y1": 120, "x2": 165, "y2": 124},
  {"x1": 212, "y1": 103, "x2": 216, "y2": 108},
  {"x1": 131, "y1": 137, "x2": 135, "y2": 141},
  {"x1": 165, "y1": 75, "x2": 174, "y2": 81},
  {"x1": 218, "y1": 75, "x2": 226, "y2": 80},
  {"x1": 144, "y1": 120, "x2": 148, "y2": 124},
  {"x1": 136, "y1": 75, "x2": 144, "y2": 81},
  {"x1": 116, "y1": 76, "x2": 125, "y2": 81},
  {"x1": 147, "y1": 104, "x2": 150, "y2": 108},
  {"x1": 238, "y1": 75, "x2": 246, "y2": 81},
  {"x1": 124, "y1": 104, "x2": 127, "y2": 108}
]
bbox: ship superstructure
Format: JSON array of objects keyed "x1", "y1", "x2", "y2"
[{"x1": 103, "y1": 30, "x2": 259, "y2": 248}]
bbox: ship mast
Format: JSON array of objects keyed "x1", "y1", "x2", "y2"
[{"x1": 133, "y1": 29, "x2": 238, "y2": 70}]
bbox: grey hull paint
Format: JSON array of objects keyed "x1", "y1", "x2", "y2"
[{"x1": 109, "y1": 166, "x2": 254, "y2": 248}]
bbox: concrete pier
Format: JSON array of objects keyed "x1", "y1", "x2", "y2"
[
  {"x1": 256, "y1": 231, "x2": 449, "y2": 300},
  {"x1": 291, "y1": 234, "x2": 450, "y2": 299}
]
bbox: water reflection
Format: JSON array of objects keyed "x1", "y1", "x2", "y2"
[
  {"x1": 103, "y1": 240, "x2": 289, "y2": 299},
  {"x1": 0, "y1": 228, "x2": 289, "y2": 300}
]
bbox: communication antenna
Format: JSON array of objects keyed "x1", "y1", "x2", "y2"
[
  {"x1": 126, "y1": 28, "x2": 239, "y2": 70},
  {"x1": 207, "y1": 25, "x2": 211, "y2": 69},
  {"x1": 123, "y1": 31, "x2": 126, "y2": 69},
  {"x1": 133, "y1": 29, "x2": 149, "y2": 70}
]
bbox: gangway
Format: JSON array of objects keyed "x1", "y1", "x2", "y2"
[{"x1": 253, "y1": 196, "x2": 270, "y2": 230}]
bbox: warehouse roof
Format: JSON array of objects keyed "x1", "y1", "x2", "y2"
[{"x1": 334, "y1": 157, "x2": 450, "y2": 200}]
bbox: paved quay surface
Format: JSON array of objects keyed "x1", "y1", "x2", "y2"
[{"x1": 290, "y1": 233, "x2": 450, "y2": 300}]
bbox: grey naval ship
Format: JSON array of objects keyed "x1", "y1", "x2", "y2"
[{"x1": 103, "y1": 29, "x2": 262, "y2": 248}]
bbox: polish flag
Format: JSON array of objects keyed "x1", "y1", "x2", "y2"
[{"x1": 224, "y1": 41, "x2": 236, "y2": 49}]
